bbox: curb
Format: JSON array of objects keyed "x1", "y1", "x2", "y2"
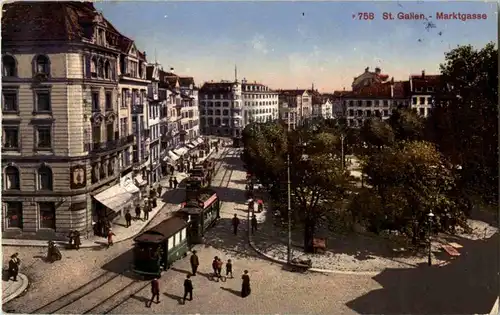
[
  {"x1": 3, "y1": 273, "x2": 29, "y2": 304},
  {"x1": 247, "y1": 237, "x2": 379, "y2": 276}
]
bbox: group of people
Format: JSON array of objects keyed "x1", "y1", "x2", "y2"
[
  {"x1": 67, "y1": 230, "x2": 82, "y2": 250},
  {"x1": 231, "y1": 214, "x2": 259, "y2": 235}
]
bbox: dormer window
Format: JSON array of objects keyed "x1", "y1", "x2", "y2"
[
  {"x1": 427, "y1": 87, "x2": 434, "y2": 92},
  {"x1": 35, "y1": 55, "x2": 50, "y2": 75},
  {"x1": 96, "y1": 28, "x2": 106, "y2": 46}
]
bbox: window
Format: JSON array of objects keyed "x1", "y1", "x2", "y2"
[
  {"x1": 98, "y1": 59, "x2": 104, "y2": 78},
  {"x1": 91, "y1": 57, "x2": 97, "y2": 77},
  {"x1": 35, "y1": 90, "x2": 51, "y2": 112},
  {"x1": 357, "y1": 100, "x2": 362, "y2": 106},
  {"x1": 427, "y1": 87, "x2": 434, "y2": 92},
  {"x1": 105, "y1": 92, "x2": 112, "y2": 111},
  {"x1": 383, "y1": 109, "x2": 389, "y2": 116},
  {"x1": 215, "y1": 109, "x2": 221, "y2": 115},
  {"x1": 4, "y1": 166, "x2": 20, "y2": 190},
  {"x1": 223, "y1": 110, "x2": 229, "y2": 116},
  {"x1": 129, "y1": 61, "x2": 138, "y2": 77},
  {"x1": 36, "y1": 126, "x2": 52, "y2": 149},
  {"x1": 419, "y1": 108, "x2": 425, "y2": 116},
  {"x1": 419, "y1": 97, "x2": 425, "y2": 105},
  {"x1": 35, "y1": 55, "x2": 50, "y2": 75},
  {"x1": 3, "y1": 91, "x2": 18, "y2": 112},
  {"x1": 3, "y1": 127, "x2": 19, "y2": 150},
  {"x1": 180, "y1": 228, "x2": 186, "y2": 241},
  {"x1": 104, "y1": 61, "x2": 110, "y2": 79},
  {"x1": 38, "y1": 165, "x2": 53, "y2": 190},
  {"x1": 168, "y1": 236, "x2": 174, "y2": 248},
  {"x1": 120, "y1": 117, "x2": 128, "y2": 137},
  {"x1": 92, "y1": 91, "x2": 100, "y2": 111},
  {"x1": 366, "y1": 101, "x2": 372, "y2": 107},
  {"x1": 5, "y1": 202, "x2": 22, "y2": 229},
  {"x1": 2, "y1": 55, "x2": 17, "y2": 77},
  {"x1": 412, "y1": 97, "x2": 417, "y2": 105},
  {"x1": 106, "y1": 123, "x2": 114, "y2": 142},
  {"x1": 383, "y1": 100, "x2": 389, "y2": 107},
  {"x1": 39, "y1": 202, "x2": 56, "y2": 230}
]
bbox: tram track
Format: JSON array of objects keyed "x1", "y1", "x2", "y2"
[{"x1": 30, "y1": 147, "x2": 235, "y2": 314}]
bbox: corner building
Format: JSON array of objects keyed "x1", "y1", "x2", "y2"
[{"x1": 1, "y1": 2, "x2": 143, "y2": 240}]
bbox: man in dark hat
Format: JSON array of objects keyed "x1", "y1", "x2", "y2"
[
  {"x1": 183, "y1": 274, "x2": 193, "y2": 304},
  {"x1": 135, "y1": 204, "x2": 141, "y2": 221},
  {"x1": 190, "y1": 250, "x2": 199, "y2": 276},
  {"x1": 147, "y1": 278, "x2": 160, "y2": 307},
  {"x1": 251, "y1": 214, "x2": 258, "y2": 235},
  {"x1": 125, "y1": 210, "x2": 132, "y2": 228},
  {"x1": 231, "y1": 214, "x2": 240, "y2": 235},
  {"x1": 8, "y1": 253, "x2": 20, "y2": 281}
]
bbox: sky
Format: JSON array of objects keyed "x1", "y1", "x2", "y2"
[{"x1": 95, "y1": 1, "x2": 497, "y2": 92}]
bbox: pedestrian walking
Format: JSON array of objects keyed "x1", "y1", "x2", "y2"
[
  {"x1": 143, "y1": 204, "x2": 149, "y2": 221},
  {"x1": 241, "y1": 270, "x2": 251, "y2": 298},
  {"x1": 8, "y1": 253, "x2": 20, "y2": 281},
  {"x1": 107, "y1": 229, "x2": 116, "y2": 248},
  {"x1": 183, "y1": 274, "x2": 193, "y2": 303},
  {"x1": 251, "y1": 214, "x2": 258, "y2": 234},
  {"x1": 173, "y1": 177, "x2": 178, "y2": 189},
  {"x1": 67, "y1": 230, "x2": 75, "y2": 247},
  {"x1": 157, "y1": 185, "x2": 162, "y2": 197},
  {"x1": 147, "y1": 278, "x2": 160, "y2": 307},
  {"x1": 212, "y1": 256, "x2": 219, "y2": 277},
  {"x1": 190, "y1": 250, "x2": 199, "y2": 276},
  {"x1": 170, "y1": 165, "x2": 175, "y2": 175},
  {"x1": 74, "y1": 230, "x2": 81, "y2": 250},
  {"x1": 216, "y1": 258, "x2": 223, "y2": 279},
  {"x1": 135, "y1": 205, "x2": 141, "y2": 221},
  {"x1": 226, "y1": 259, "x2": 233, "y2": 278},
  {"x1": 125, "y1": 210, "x2": 132, "y2": 227},
  {"x1": 257, "y1": 199, "x2": 264, "y2": 213},
  {"x1": 232, "y1": 214, "x2": 240, "y2": 235},
  {"x1": 169, "y1": 177, "x2": 173, "y2": 189}
]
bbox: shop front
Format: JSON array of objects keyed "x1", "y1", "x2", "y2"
[{"x1": 92, "y1": 175, "x2": 140, "y2": 236}]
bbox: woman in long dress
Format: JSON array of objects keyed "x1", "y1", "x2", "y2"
[{"x1": 241, "y1": 270, "x2": 251, "y2": 298}]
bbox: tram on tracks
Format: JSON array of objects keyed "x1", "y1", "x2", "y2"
[
  {"x1": 132, "y1": 216, "x2": 189, "y2": 277},
  {"x1": 176, "y1": 188, "x2": 221, "y2": 244}
]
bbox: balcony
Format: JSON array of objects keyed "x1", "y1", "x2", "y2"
[{"x1": 86, "y1": 135, "x2": 134, "y2": 153}]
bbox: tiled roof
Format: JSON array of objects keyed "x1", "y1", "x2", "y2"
[
  {"x1": 393, "y1": 81, "x2": 410, "y2": 98},
  {"x1": 199, "y1": 82, "x2": 234, "y2": 94},
  {"x1": 410, "y1": 74, "x2": 442, "y2": 91},
  {"x1": 2, "y1": 2, "x2": 96, "y2": 42},
  {"x1": 278, "y1": 89, "x2": 307, "y2": 96},
  {"x1": 179, "y1": 77, "x2": 195, "y2": 87},
  {"x1": 165, "y1": 76, "x2": 178, "y2": 87}
]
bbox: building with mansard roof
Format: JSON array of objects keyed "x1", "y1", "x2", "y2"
[
  {"x1": 409, "y1": 71, "x2": 442, "y2": 117},
  {"x1": 1, "y1": 1, "x2": 150, "y2": 240}
]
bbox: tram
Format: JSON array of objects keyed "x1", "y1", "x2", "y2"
[
  {"x1": 176, "y1": 188, "x2": 221, "y2": 244},
  {"x1": 132, "y1": 216, "x2": 189, "y2": 277}
]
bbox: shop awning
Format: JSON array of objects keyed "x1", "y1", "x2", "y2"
[
  {"x1": 134, "y1": 174, "x2": 148, "y2": 187},
  {"x1": 94, "y1": 184, "x2": 133, "y2": 213},
  {"x1": 186, "y1": 142, "x2": 196, "y2": 149},
  {"x1": 173, "y1": 147, "x2": 188, "y2": 156},
  {"x1": 166, "y1": 150, "x2": 180, "y2": 161}
]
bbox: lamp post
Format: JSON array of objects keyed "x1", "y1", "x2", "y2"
[
  {"x1": 340, "y1": 134, "x2": 345, "y2": 171},
  {"x1": 286, "y1": 110, "x2": 293, "y2": 264},
  {"x1": 427, "y1": 211, "x2": 435, "y2": 266}
]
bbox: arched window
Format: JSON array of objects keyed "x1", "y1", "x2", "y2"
[
  {"x1": 38, "y1": 165, "x2": 53, "y2": 190},
  {"x1": 4, "y1": 166, "x2": 20, "y2": 190},
  {"x1": 98, "y1": 59, "x2": 104, "y2": 78},
  {"x1": 35, "y1": 55, "x2": 50, "y2": 75},
  {"x1": 215, "y1": 109, "x2": 221, "y2": 115},
  {"x1": 104, "y1": 60, "x2": 110, "y2": 79},
  {"x1": 2, "y1": 55, "x2": 17, "y2": 77},
  {"x1": 90, "y1": 57, "x2": 97, "y2": 78},
  {"x1": 223, "y1": 110, "x2": 229, "y2": 116}
]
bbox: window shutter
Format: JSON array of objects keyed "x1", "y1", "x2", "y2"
[{"x1": 85, "y1": 55, "x2": 91, "y2": 78}]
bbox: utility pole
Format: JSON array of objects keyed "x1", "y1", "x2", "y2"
[
  {"x1": 286, "y1": 109, "x2": 292, "y2": 264},
  {"x1": 341, "y1": 134, "x2": 345, "y2": 171}
]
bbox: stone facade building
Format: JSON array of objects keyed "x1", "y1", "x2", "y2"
[
  {"x1": 278, "y1": 89, "x2": 312, "y2": 129},
  {"x1": 1, "y1": 2, "x2": 147, "y2": 240}
]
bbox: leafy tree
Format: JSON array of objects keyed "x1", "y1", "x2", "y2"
[
  {"x1": 428, "y1": 42, "x2": 498, "y2": 203},
  {"x1": 242, "y1": 122, "x2": 352, "y2": 252},
  {"x1": 361, "y1": 141, "x2": 468, "y2": 244},
  {"x1": 360, "y1": 118, "x2": 395, "y2": 149},
  {"x1": 388, "y1": 107, "x2": 425, "y2": 141}
]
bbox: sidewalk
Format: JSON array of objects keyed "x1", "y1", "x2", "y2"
[
  {"x1": 2, "y1": 146, "x2": 222, "y2": 249},
  {"x1": 1, "y1": 174, "x2": 189, "y2": 249},
  {"x1": 2, "y1": 273, "x2": 28, "y2": 304}
]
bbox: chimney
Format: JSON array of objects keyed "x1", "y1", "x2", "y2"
[
  {"x1": 365, "y1": 67, "x2": 369, "y2": 73},
  {"x1": 391, "y1": 77, "x2": 394, "y2": 84},
  {"x1": 375, "y1": 67, "x2": 381, "y2": 74}
]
